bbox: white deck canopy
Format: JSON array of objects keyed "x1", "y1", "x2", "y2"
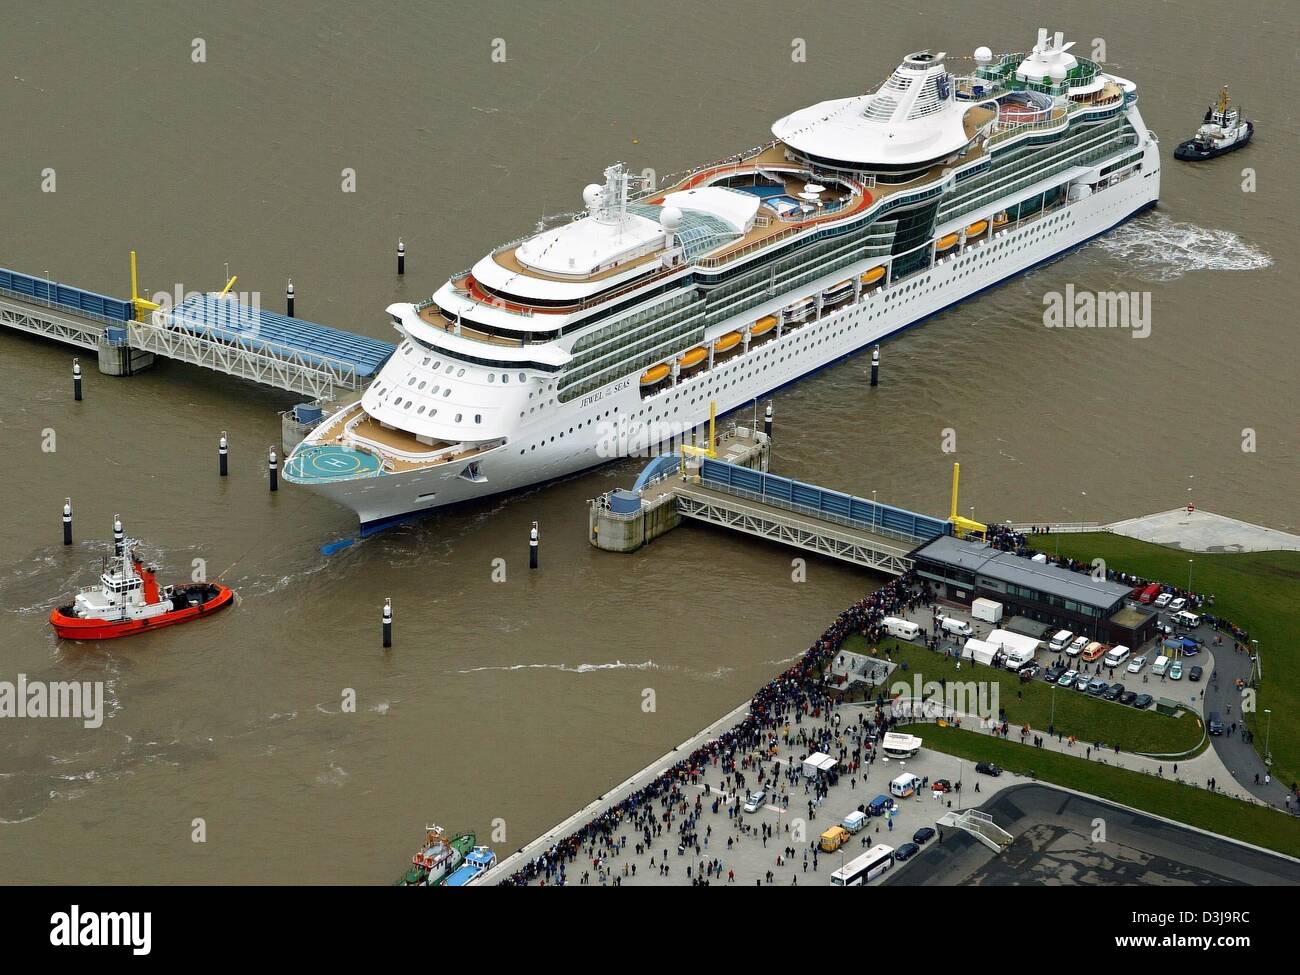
[{"x1": 772, "y1": 51, "x2": 976, "y2": 168}]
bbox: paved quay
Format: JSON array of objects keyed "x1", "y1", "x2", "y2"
[
  {"x1": 1107, "y1": 508, "x2": 1300, "y2": 553},
  {"x1": 490, "y1": 700, "x2": 1022, "y2": 887}
]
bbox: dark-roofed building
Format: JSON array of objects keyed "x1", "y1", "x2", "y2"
[{"x1": 910, "y1": 536, "x2": 1157, "y2": 645}]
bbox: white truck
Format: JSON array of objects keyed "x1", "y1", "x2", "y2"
[
  {"x1": 971, "y1": 598, "x2": 1004, "y2": 624},
  {"x1": 987, "y1": 629, "x2": 1040, "y2": 670}
]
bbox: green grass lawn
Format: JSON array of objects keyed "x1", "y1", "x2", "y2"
[
  {"x1": 1030, "y1": 533, "x2": 1300, "y2": 789},
  {"x1": 840, "y1": 633, "x2": 1204, "y2": 756},
  {"x1": 921, "y1": 724, "x2": 1300, "y2": 859}
]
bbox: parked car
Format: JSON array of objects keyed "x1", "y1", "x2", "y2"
[
  {"x1": 931, "y1": 779, "x2": 952, "y2": 793},
  {"x1": 1104, "y1": 683, "x2": 1125, "y2": 701},
  {"x1": 1207, "y1": 712, "x2": 1224, "y2": 735},
  {"x1": 1169, "y1": 661, "x2": 1183, "y2": 680},
  {"x1": 1044, "y1": 663, "x2": 1067, "y2": 683},
  {"x1": 1018, "y1": 662, "x2": 1041, "y2": 681},
  {"x1": 1082, "y1": 642, "x2": 1107, "y2": 663},
  {"x1": 743, "y1": 789, "x2": 767, "y2": 813},
  {"x1": 1087, "y1": 678, "x2": 1109, "y2": 696},
  {"x1": 1154, "y1": 592, "x2": 1173, "y2": 608},
  {"x1": 1169, "y1": 597, "x2": 1187, "y2": 612},
  {"x1": 1075, "y1": 672, "x2": 1093, "y2": 692},
  {"x1": 868, "y1": 795, "x2": 894, "y2": 816},
  {"x1": 1133, "y1": 694, "x2": 1154, "y2": 709},
  {"x1": 913, "y1": 826, "x2": 936, "y2": 846},
  {"x1": 975, "y1": 762, "x2": 1002, "y2": 776},
  {"x1": 1127, "y1": 654, "x2": 1148, "y2": 674},
  {"x1": 1068, "y1": 636, "x2": 1090, "y2": 657},
  {"x1": 1058, "y1": 669, "x2": 1079, "y2": 688},
  {"x1": 1189, "y1": 665, "x2": 1203, "y2": 682},
  {"x1": 1119, "y1": 690, "x2": 1137, "y2": 706},
  {"x1": 894, "y1": 841, "x2": 920, "y2": 862}
]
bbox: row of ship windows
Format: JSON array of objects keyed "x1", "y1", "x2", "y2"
[{"x1": 509, "y1": 205, "x2": 1089, "y2": 456}]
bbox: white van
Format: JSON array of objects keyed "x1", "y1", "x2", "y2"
[
  {"x1": 938, "y1": 616, "x2": 973, "y2": 638},
  {"x1": 1171, "y1": 611, "x2": 1201, "y2": 629},
  {"x1": 1151, "y1": 655, "x2": 1170, "y2": 677},
  {"x1": 1048, "y1": 630, "x2": 1074, "y2": 653},
  {"x1": 889, "y1": 773, "x2": 922, "y2": 799},
  {"x1": 1103, "y1": 645, "x2": 1131, "y2": 668},
  {"x1": 883, "y1": 617, "x2": 920, "y2": 641},
  {"x1": 841, "y1": 810, "x2": 868, "y2": 834}
]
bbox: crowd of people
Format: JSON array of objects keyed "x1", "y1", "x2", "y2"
[{"x1": 499, "y1": 572, "x2": 920, "y2": 885}]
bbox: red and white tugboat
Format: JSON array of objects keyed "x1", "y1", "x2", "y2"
[{"x1": 49, "y1": 516, "x2": 234, "y2": 640}]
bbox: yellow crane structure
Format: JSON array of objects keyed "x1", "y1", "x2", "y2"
[
  {"x1": 948, "y1": 462, "x2": 987, "y2": 539},
  {"x1": 680, "y1": 400, "x2": 718, "y2": 461},
  {"x1": 129, "y1": 250, "x2": 236, "y2": 323}
]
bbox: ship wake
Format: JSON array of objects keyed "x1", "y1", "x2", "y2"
[{"x1": 1095, "y1": 213, "x2": 1272, "y2": 281}]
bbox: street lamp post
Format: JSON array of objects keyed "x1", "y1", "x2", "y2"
[
  {"x1": 1264, "y1": 708, "x2": 1273, "y2": 766},
  {"x1": 1188, "y1": 559, "x2": 1194, "y2": 592}
]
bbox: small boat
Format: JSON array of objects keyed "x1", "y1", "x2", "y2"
[
  {"x1": 860, "y1": 266, "x2": 886, "y2": 285},
  {"x1": 398, "y1": 826, "x2": 477, "y2": 886},
  {"x1": 784, "y1": 298, "x2": 814, "y2": 321},
  {"x1": 445, "y1": 845, "x2": 497, "y2": 887},
  {"x1": 49, "y1": 520, "x2": 233, "y2": 640},
  {"x1": 1175, "y1": 86, "x2": 1252, "y2": 161},
  {"x1": 712, "y1": 331, "x2": 742, "y2": 353},
  {"x1": 992, "y1": 211, "x2": 1010, "y2": 228},
  {"x1": 750, "y1": 315, "x2": 778, "y2": 337},
  {"x1": 825, "y1": 278, "x2": 855, "y2": 296},
  {"x1": 936, "y1": 233, "x2": 960, "y2": 251},
  {"x1": 965, "y1": 220, "x2": 988, "y2": 238},
  {"x1": 677, "y1": 346, "x2": 707, "y2": 369},
  {"x1": 639, "y1": 362, "x2": 670, "y2": 385}
]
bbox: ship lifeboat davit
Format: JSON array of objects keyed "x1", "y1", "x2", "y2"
[
  {"x1": 712, "y1": 331, "x2": 742, "y2": 354},
  {"x1": 750, "y1": 315, "x2": 778, "y2": 338},
  {"x1": 936, "y1": 233, "x2": 960, "y2": 252},
  {"x1": 859, "y1": 266, "x2": 886, "y2": 285},
  {"x1": 993, "y1": 211, "x2": 1010, "y2": 228},
  {"x1": 965, "y1": 220, "x2": 988, "y2": 239},
  {"x1": 640, "y1": 363, "x2": 671, "y2": 386},
  {"x1": 678, "y1": 346, "x2": 707, "y2": 370}
]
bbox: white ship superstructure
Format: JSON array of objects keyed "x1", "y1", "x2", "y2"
[{"x1": 286, "y1": 29, "x2": 1160, "y2": 531}]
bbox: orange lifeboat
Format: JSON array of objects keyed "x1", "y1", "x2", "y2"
[
  {"x1": 860, "y1": 265, "x2": 886, "y2": 285},
  {"x1": 750, "y1": 315, "x2": 778, "y2": 338},
  {"x1": 936, "y1": 233, "x2": 960, "y2": 251},
  {"x1": 678, "y1": 347, "x2": 707, "y2": 370},
  {"x1": 640, "y1": 363, "x2": 670, "y2": 386},
  {"x1": 712, "y1": 331, "x2": 742, "y2": 354},
  {"x1": 965, "y1": 220, "x2": 988, "y2": 238}
]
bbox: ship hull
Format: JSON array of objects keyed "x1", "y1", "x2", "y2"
[
  {"x1": 298, "y1": 138, "x2": 1162, "y2": 531},
  {"x1": 49, "y1": 584, "x2": 234, "y2": 640}
]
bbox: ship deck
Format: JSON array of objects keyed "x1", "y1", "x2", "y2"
[{"x1": 299, "y1": 401, "x2": 496, "y2": 475}]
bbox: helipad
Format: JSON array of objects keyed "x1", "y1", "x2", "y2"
[{"x1": 284, "y1": 444, "x2": 383, "y2": 481}]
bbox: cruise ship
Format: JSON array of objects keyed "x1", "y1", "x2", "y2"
[{"x1": 286, "y1": 28, "x2": 1160, "y2": 532}]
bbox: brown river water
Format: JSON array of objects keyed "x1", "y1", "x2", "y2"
[{"x1": 0, "y1": 0, "x2": 1294, "y2": 881}]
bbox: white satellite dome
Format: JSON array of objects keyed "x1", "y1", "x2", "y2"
[
  {"x1": 660, "y1": 206, "x2": 683, "y2": 232},
  {"x1": 582, "y1": 183, "x2": 603, "y2": 208},
  {"x1": 974, "y1": 45, "x2": 993, "y2": 63},
  {"x1": 1048, "y1": 62, "x2": 1068, "y2": 82}
]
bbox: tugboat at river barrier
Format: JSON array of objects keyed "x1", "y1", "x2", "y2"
[
  {"x1": 49, "y1": 517, "x2": 233, "y2": 640},
  {"x1": 1174, "y1": 85, "x2": 1253, "y2": 161}
]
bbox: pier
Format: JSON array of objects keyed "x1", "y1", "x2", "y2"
[
  {"x1": 590, "y1": 430, "x2": 958, "y2": 575},
  {"x1": 1, "y1": 264, "x2": 393, "y2": 401}
]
